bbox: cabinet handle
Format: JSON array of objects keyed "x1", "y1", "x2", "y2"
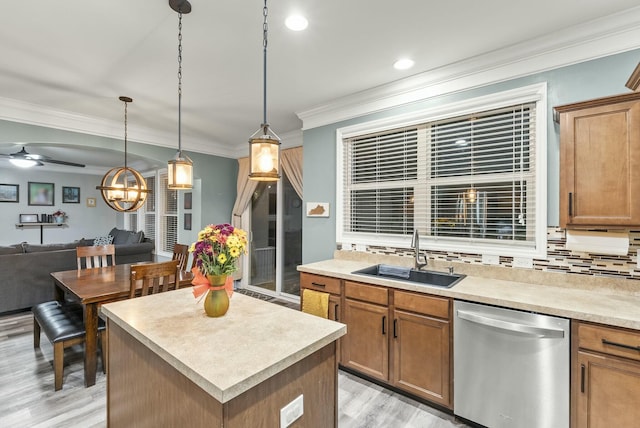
[
  {"x1": 568, "y1": 192, "x2": 573, "y2": 216},
  {"x1": 580, "y1": 364, "x2": 585, "y2": 393},
  {"x1": 382, "y1": 316, "x2": 386, "y2": 335},
  {"x1": 334, "y1": 304, "x2": 339, "y2": 321},
  {"x1": 393, "y1": 319, "x2": 398, "y2": 338},
  {"x1": 602, "y1": 338, "x2": 640, "y2": 352},
  {"x1": 311, "y1": 282, "x2": 326, "y2": 288}
]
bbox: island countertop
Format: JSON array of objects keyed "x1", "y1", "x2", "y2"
[
  {"x1": 100, "y1": 288, "x2": 346, "y2": 403},
  {"x1": 298, "y1": 257, "x2": 640, "y2": 330}
]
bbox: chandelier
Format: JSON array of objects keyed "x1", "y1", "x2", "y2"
[{"x1": 96, "y1": 96, "x2": 150, "y2": 212}]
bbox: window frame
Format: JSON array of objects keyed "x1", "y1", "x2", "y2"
[{"x1": 336, "y1": 83, "x2": 547, "y2": 258}]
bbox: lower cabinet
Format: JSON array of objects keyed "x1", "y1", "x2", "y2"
[
  {"x1": 342, "y1": 284, "x2": 389, "y2": 381},
  {"x1": 300, "y1": 272, "x2": 343, "y2": 358},
  {"x1": 341, "y1": 280, "x2": 452, "y2": 409},
  {"x1": 573, "y1": 321, "x2": 640, "y2": 428},
  {"x1": 392, "y1": 290, "x2": 451, "y2": 407}
]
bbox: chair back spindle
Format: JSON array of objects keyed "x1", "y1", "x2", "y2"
[
  {"x1": 77, "y1": 245, "x2": 116, "y2": 269},
  {"x1": 130, "y1": 260, "x2": 180, "y2": 299}
]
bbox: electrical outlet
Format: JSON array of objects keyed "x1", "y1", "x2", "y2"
[
  {"x1": 280, "y1": 394, "x2": 303, "y2": 428},
  {"x1": 482, "y1": 254, "x2": 500, "y2": 265},
  {"x1": 512, "y1": 257, "x2": 533, "y2": 269}
]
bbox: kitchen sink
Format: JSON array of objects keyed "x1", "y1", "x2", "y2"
[{"x1": 351, "y1": 264, "x2": 465, "y2": 288}]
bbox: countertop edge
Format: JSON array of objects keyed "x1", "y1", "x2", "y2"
[
  {"x1": 101, "y1": 293, "x2": 347, "y2": 403},
  {"x1": 298, "y1": 259, "x2": 640, "y2": 331}
]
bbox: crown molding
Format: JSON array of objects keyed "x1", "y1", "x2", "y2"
[
  {"x1": 0, "y1": 97, "x2": 239, "y2": 159},
  {"x1": 297, "y1": 6, "x2": 640, "y2": 130}
]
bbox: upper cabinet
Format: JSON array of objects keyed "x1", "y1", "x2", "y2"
[{"x1": 555, "y1": 92, "x2": 640, "y2": 228}]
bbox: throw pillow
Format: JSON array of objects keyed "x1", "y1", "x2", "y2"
[{"x1": 94, "y1": 235, "x2": 114, "y2": 246}]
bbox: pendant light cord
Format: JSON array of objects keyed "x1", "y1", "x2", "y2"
[
  {"x1": 262, "y1": 0, "x2": 268, "y2": 128},
  {"x1": 177, "y1": 11, "x2": 183, "y2": 154},
  {"x1": 123, "y1": 99, "x2": 128, "y2": 171}
]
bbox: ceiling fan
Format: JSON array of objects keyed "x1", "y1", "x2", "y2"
[{"x1": 0, "y1": 146, "x2": 85, "y2": 168}]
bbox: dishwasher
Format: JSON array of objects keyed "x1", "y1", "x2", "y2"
[{"x1": 453, "y1": 300, "x2": 570, "y2": 428}]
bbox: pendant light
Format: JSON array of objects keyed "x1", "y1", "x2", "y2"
[
  {"x1": 168, "y1": 0, "x2": 193, "y2": 189},
  {"x1": 248, "y1": 0, "x2": 281, "y2": 181},
  {"x1": 96, "y1": 96, "x2": 150, "y2": 212}
]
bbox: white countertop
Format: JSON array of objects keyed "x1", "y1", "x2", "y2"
[
  {"x1": 100, "y1": 288, "x2": 346, "y2": 403},
  {"x1": 298, "y1": 258, "x2": 640, "y2": 330}
]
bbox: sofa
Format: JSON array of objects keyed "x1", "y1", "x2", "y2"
[{"x1": 0, "y1": 228, "x2": 154, "y2": 314}]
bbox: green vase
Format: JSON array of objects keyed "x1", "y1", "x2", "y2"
[{"x1": 204, "y1": 275, "x2": 229, "y2": 317}]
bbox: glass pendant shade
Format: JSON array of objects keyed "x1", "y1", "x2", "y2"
[
  {"x1": 168, "y1": 151, "x2": 193, "y2": 189},
  {"x1": 249, "y1": 126, "x2": 280, "y2": 181}
]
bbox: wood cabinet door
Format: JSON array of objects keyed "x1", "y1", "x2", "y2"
[
  {"x1": 574, "y1": 350, "x2": 640, "y2": 428},
  {"x1": 391, "y1": 309, "x2": 451, "y2": 408},
  {"x1": 559, "y1": 96, "x2": 640, "y2": 227},
  {"x1": 341, "y1": 298, "x2": 389, "y2": 382},
  {"x1": 329, "y1": 294, "x2": 341, "y2": 363}
]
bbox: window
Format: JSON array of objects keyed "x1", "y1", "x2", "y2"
[
  {"x1": 124, "y1": 171, "x2": 178, "y2": 257},
  {"x1": 337, "y1": 84, "x2": 547, "y2": 257},
  {"x1": 158, "y1": 171, "x2": 177, "y2": 254}
]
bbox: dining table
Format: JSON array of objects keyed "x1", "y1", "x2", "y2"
[{"x1": 51, "y1": 263, "x2": 194, "y2": 387}]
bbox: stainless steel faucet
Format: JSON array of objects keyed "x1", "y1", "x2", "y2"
[{"x1": 411, "y1": 229, "x2": 428, "y2": 270}]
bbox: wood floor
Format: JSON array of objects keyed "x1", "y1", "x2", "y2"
[{"x1": 0, "y1": 305, "x2": 469, "y2": 428}]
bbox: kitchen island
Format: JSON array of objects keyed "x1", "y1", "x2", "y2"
[{"x1": 100, "y1": 288, "x2": 346, "y2": 427}]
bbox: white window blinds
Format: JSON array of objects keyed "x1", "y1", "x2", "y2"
[
  {"x1": 342, "y1": 102, "x2": 537, "y2": 248},
  {"x1": 343, "y1": 126, "x2": 423, "y2": 236}
]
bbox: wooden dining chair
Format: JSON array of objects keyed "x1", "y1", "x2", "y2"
[
  {"x1": 171, "y1": 243, "x2": 189, "y2": 271},
  {"x1": 77, "y1": 244, "x2": 116, "y2": 269},
  {"x1": 130, "y1": 260, "x2": 181, "y2": 298},
  {"x1": 32, "y1": 245, "x2": 116, "y2": 390}
]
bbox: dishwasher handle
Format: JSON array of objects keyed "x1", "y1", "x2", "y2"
[{"x1": 457, "y1": 309, "x2": 565, "y2": 338}]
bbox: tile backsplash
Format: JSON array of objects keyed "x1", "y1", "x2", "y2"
[{"x1": 338, "y1": 227, "x2": 640, "y2": 281}]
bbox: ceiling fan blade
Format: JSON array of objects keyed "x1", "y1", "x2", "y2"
[{"x1": 42, "y1": 158, "x2": 86, "y2": 168}]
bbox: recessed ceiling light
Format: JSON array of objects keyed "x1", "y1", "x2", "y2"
[
  {"x1": 393, "y1": 58, "x2": 414, "y2": 70},
  {"x1": 285, "y1": 15, "x2": 308, "y2": 31}
]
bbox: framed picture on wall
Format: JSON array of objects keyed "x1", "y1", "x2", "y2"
[
  {"x1": 62, "y1": 186, "x2": 80, "y2": 203},
  {"x1": 0, "y1": 184, "x2": 19, "y2": 202},
  {"x1": 184, "y1": 213, "x2": 192, "y2": 230},
  {"x1": 184, "y1": 192, "x2": 192, "y2": 210},
  {"x1": 28, "y1": 182, "x2": 54, "y2": 206}
]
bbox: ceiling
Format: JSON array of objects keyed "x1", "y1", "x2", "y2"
[{"x1": 1, "y1": 0, "x2": 640, "y2": 173}]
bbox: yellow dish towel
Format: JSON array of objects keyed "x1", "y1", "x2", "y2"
[{"x1": 302, "y1": 289, "x2": 329, "y2": 319}]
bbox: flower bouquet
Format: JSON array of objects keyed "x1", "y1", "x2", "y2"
[{"x1": 190, "y1": 223, "x2": 248, "y2": 317}]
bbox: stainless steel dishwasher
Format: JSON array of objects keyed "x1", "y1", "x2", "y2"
[{"x1": 453, "y1": 300, "x2": 570, "y2": 428}]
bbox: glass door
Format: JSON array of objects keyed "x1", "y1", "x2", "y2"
[{"x1": 248, "y1": 174, "x2": 302, "y2": 298}]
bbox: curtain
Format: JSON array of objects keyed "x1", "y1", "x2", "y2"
[
  {"x1": 281, "y1": 146, "x2": 303, "y2": 198},
  {"x1": 231, "y1": 157, "x2": 258, "y2": 279}
]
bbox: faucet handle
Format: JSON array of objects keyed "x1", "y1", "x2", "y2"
[{"x1": 448, "y1": 266, "x2": 454, "y2": 275}]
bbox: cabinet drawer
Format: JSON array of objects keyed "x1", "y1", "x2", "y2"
[
  {"x1": 300, "y1": 273, "x2": 341, "y2": 295},
  {"x1": 394, "y1": 290, "x2": 450, "y2": 320},
  {"x1": 344, "y1": 281, "x2": 388, "y2": 306},
  {"x1": 578, "y1": 322, "x2": 640, "y2": 362}
]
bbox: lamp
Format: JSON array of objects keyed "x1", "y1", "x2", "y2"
[
  {"x1": 168, "y1": 0, "x2": 193, "y2": 189},
  {"x1": 96, "y1": 96, "x2": 150, "y2": 212},
  {"x1": 248, "y1": 0, "x2": 280, "y2": 181}
]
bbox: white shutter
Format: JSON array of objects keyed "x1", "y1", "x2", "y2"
[
  {"x1": 144, "y1": 176, "x2": 156, "y2": 242},
  {"x1": 159, "y1": 172, "x2": 177, "y2": 253}
]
